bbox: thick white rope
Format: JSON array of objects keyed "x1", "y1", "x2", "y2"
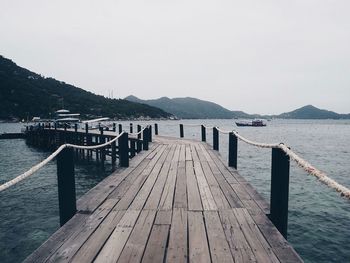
[
  {"x1": 231, "y1": 130, "x2": 350, "y2": 199},
  {"x1": 278, "y1": 144, "x2": 350, "y2": 199},
  {"x1": 232, "y1": 130, "x2": 280, "y2": 148},
  {"x1": 129, "y1": 127, "x2": 147, "y2": 136},
  {"x1": 0, "y1": 132, "x2": 125, "y2": 192},
  {"x1": 215, "y1": 127, "x2": 232, "y2": 134}
]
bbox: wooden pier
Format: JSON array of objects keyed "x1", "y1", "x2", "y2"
[{"x1": 24, "y1": 134, "x2": 302, "y2": 262}]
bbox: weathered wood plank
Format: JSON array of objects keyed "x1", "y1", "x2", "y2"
[
  {"x1": 166, "y1": 208, "x2": 188, "y2": 263},
  {"x1": 188, "y1": 211, "x2": 211, "y2": 263},
  {"x1": 219, "y1": 209, "x2": 257, "y2": 262},
  {"x1": 117, "y1": 210, "x2": 157, "y2": 263},
  {"x1": 158, "y1": 145, "x2": 180, "y2": 210},
  {"x1": 186, "y1": 161, "x2": 203, "y2": 211},
  {"x1": 129, "y1": 145, "x2": 172, "y2": 210},
  {"x1": 71, "y1": 209, "x2": 126, "y2": 262},
  {"x1": 46, "y1": 199, "x2": 118, "y2": 262},
  {"x1": 204, "y1": 211, "x2": 234, "y2": 263},
  {"x1": 141, "y1": 224, "x2": 170, "y2": 263},
  {"x1": 193, "y1": 161, "x2": 217, "y2": 211},
  {"x1": 144, "y1": 145, "x2": 176, "y2": 210},
  {"x1": 233, "y1": 208, "x2": 279, "y2": 263},
  {"x1": 154, "y1": 210, "x2": 172, "y2": 225},
  {"x1": 174, "y1": 160, "x2": 187, "y2": 208},
  {"x1": 94, "y1": 209, "x2": 141, "y2": 263}
]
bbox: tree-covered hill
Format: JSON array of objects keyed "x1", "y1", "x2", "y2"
[{"x1": 0, "y1": 56, "x2": 172, "y2": 120}]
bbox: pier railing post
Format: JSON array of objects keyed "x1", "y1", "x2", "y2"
[
  {"x1": 112, "y1": 138, "x2": 116, "y2": 166},
  {"x1": 213, "y1": 127, "x2": 219, "y2": 151},
  {"x1": 155, "y1": 123, "x2": 158, "y2": 135},
  {"x1": 180, "y1": 124, "x2": 184, "y2": 138},
  {"x1": 85, "y1": 123, "x2": 88, "y2": 134},
  {"x1": 130, "y1": 123, "x2": 133, "y2": 133},
  {"x1": 118, "y1": 124, "x2": 122, "y2": 134},
  {"x1": 201, "y1": 125, "x2": 206, "y2": 142},
  {"x1": 149, "y1": 125, "x2": 152, "y2": 142},
  {"x1": 57, "y1": 147, "x2": 76, "y2": 226},
  {"x1": 228, "y1": 132, "x2": 237, "y2": 168},
  {"x1": 137, "y1": 125, "x2": 142, "y2": 153},
  {"x1": 270, "y1": 147, "x2": 290, "y2": 238},
  {"x1": 113, "y1": 123, "x2": 116, "y2": 132},
  {"x1": 143, "y1": 127, "x2": 149, "y2": 150},
  {"x1": 119, "y1": 132, "x2": 129, "y2": 167}
]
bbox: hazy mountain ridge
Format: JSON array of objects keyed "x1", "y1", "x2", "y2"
[
  {"x1": 125, "y1": 95, "x2": 245, "y2": 119},
  {"x1": 125, "y1": 95, "x2": 350, "y2": 119},
  {"x1": 277, "y1": 105, "x2": 350, "y2": 119},
  {"x1": 0, "y1": 56, "x2": 172, "y2": 120}
]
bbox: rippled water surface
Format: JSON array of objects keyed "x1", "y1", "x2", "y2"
[{"x1": 0, "y1": 120, "x2": 349, "y2": 262}]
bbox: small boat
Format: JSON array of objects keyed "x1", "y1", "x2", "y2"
[{"x1": 235, "y1": 120, "x2": 266, "y2": 127}]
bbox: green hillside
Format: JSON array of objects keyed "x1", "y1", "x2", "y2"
[{"x1": 0, "y1": 56, "x2": 171, "y2": 120}]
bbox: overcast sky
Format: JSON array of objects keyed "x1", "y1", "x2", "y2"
[{"x1": 1, "y1": 0, "x2": 349, "y2": 114}]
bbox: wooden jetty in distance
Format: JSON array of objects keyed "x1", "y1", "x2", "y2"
[{"x1": 19, "y1": 123, "x2": 302, "y2": 262}]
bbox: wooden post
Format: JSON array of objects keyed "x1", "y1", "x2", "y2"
[
  {"x1": 201, "y1": 125, "x2": 206, "y2": 142},
  {"x1": 119, "y1": 132, "x2": 129, "y2": 167},
  {"x1": 57, "y1": 147, "x2": 76, "y2": 226},
  {"x1": 85, "y1": 123, "x2": 88, "y2": 134},
  {"x1": 180, "y1": 124, "x2": 184, "y2": 138},
  {"x1": 149, "y1": 125, "x2": 152, "y2": 142},
  {"x1": 213, "y1": 127, "x2": 219, "y2": 151},
  {"x1": 228, "y1": 132, "x2": 237, "y2": 168},
  {"x1": 118, "y1": 124, "x2": 122, "y2": 134},
  {"x1": 112, "y1": 138, "x2": 116, "y2": 166},
  {"x1": 54, "y1": 122, "x2": 57, "y2": 131},
  {"x1": 130, "y1": 139, "x2": 136, "y2": 158},
  {"x1": 113, "y1": 123, "x2": 116, "y2": 132},
  {"x1": 130, "y1": 123, "x2": 133, "y2": 133},
  {"x1": 270, "y1": 147, "x2": 290, "y2": 238},
  {"x1": 143, "y1": 127, "x2": 149, "y2": 150},
  {"x1": 137, "y1": 125, "x2": 142, "y2": 153},
  {"x1": 100, "y1": 128, "x2": 105, "y2": 164},
  {"x1": 154, "y1": 123, "x2": 158, "y2": 135}
]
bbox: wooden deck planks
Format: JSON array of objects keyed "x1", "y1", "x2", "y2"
[{"x1": 25, "y1": 136, "x2": 303, "y2": 263}]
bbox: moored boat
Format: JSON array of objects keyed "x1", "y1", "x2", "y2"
[{"x1": 235, "y1": 119, "x2": 266, "y2": 127}]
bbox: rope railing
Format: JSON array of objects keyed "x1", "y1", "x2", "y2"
[
  {"x1": 180, "y1": 124, "x2": 350, "y2": 200},
  {"x1": 0, "y1": 132, "x2": 125, "y2": 193}
]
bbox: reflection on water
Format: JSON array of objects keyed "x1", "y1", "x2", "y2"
[{"x1": 1, "y1": 120, "x2": 350, "y2": 263}]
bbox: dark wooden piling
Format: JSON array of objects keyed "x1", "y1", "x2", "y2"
[
  {"x1": 154, "y1": 123, "x2": 158, "y2": 135},
  {"x1": 118, "y1": 132, "x2": 129, "y2": 167},
  {"x1": 213, "y1": 127, "x2": 219, "y2": 151},
  {"x1": 137, "y1": 125, "x2": 142, "y2": 153},
  {"x1": 130, "y1": 123, "x2": 133, "y2": 133},
  {"x1": 56, "y1": 147, "x2": 76, "y2": 226},
  {"x1": 180, "y1": 124, "x2": 184, "y2": 138},
  {"x1": 143, "y1": 128, "x2": 149, "y2": 150},
  {"x1": 119, "y1": 124, "x2": 122, "y2": 134},
  {"x1": 148, "y1": 125, "x2": 152, "y2": 142},
  {"x1": 228, "y1": 132, "x2": 238, "y2": 169},
  {"x1": 113, "y1": 123, "x2": 116, "y2": 132},
  {"x1": 201, "y1": 125, "x2": 206, "y2": 142},
  {"x1": 270, "y1": 147, "x2": 290, "y2": 238}
]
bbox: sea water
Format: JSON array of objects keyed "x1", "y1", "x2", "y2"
[{"x1": 0, "y1": 120, "x2": 349, "y2": 262}]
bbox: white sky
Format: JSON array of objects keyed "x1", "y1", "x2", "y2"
[{"x1": 1, "y1": 0, "x2": 349, "y2": 114}]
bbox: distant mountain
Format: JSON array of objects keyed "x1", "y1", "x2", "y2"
[
  {"x1": 0, "y1": 56, "x2": 172, "y2": 120},
  {"x1": 125, "y1": 95, "x2": 255, "y2": 119},
  {"x1": 277, "y1": 105, "x2": 350, "y2": 119}
]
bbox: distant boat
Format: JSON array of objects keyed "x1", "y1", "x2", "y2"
[{"x1": 235, "y1": 120, "x2": 266, "y2": 127}]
